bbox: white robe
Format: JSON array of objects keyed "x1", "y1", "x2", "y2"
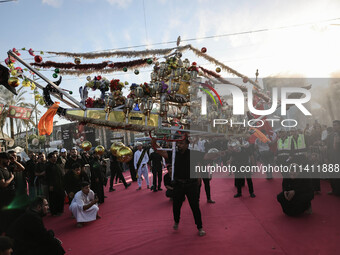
[{"x1": 69, "y1": 189, "x2": 99, "y2": 223}]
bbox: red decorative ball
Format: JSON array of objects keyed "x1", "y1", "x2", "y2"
[
  {"x1": 201, "y1": 47, "x2": 207, "y2": 53},
  {"x1": 192, "y1": 62, "x2": 197, "y2": 66},
  {"x1": 97, "y1": 75, "x2": 102, "y2": 80},
  {"x1": 34, "y1": 55, "x2": 42, "y2": 63}
]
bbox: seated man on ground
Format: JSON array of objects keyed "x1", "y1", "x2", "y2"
[
  {"x1": 277, "y1": 163, "x2": 314, "y2": 216},
  {"x1": 164, "y1": 165, "x2": 174, "y2": 200},
  {"x1": 69, "y1": 181, "x2": 100, "y2": 228},
  {"x1": 6, "y1": 197, "x2": 65, "y2": 255}
]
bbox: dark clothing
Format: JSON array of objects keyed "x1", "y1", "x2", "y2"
[
  {"x1": 173, "y1": 181, "x2": 202, "y2": 229},
  {"x1": 167, "y1": 149, "x2": 204, "y2": 180},
  {"x1": 0, "y1": 166, "x2": 15, "y2": 209},
  {"x1": 46, "y1": 162, "x2": 64, "y2": 215},
  {"x1": 24, "y1": 159, "x2": 36, "y2": 186},
  {"x1": 109, "y1": 155, "x2": 128, "y2": 188},
  {"x1": 231, "y1": 147, "x2": 255, "y2": 195},
  {"x1": 150, "y1": 152, "x2": 163, "y2": 189},
  {"x1": 235, "y1": 174, "x2": 254, "y2": 194},
  {"x1": 90, "y1": 158, "x2": 105, "y2": 203},
  {"x1": 164, "y1": 173, "x2": 173, "y2": 198},
  {"x1": 198, "y1": 178, "x2": 212, "y2": 200},
  {"x1": 6, "y1": 209, "x2": 65, "y2": 255},
  {"x1": 65, "y1": 157, "x2": 84, "y2": 172},
  {"x1": 64, "y1": 170, "x2": 89, "y2": 194},
  {"x1": 167, "y1": 149, "x2": 204, "y2": 229},
  {"x1": 277, "y1": 178, "x2": 314, "y2": 216},
  {"x1": 128, "y1": 157, "x2": 137, "y2": 181}
]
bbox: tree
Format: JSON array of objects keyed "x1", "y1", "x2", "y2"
[{"x1": 0, "y1": 86, "x2": 36, "y2": 139}]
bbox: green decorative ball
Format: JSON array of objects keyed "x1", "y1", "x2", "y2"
[
  {"x1": 52, "y1": 73, "x2": 58, "y2": 78},
  {"x1": 147, "y1": 58, "x2": 153, "y2": 65},
  {"x1": 54, "y1": 68, "x2": 60, "y2": 73},
  {"x1": 134, "y1": 69, "x2": 139, "y2": 75},
  {"x1": 123, "y1": 67, "x2": 128, "y2": 72},
  {"x1": 69, "y1": 91, "x2": 73, "y2": 94}
]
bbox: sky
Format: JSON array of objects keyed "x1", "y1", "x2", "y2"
[{"x1": 1, "y1": 0, "x2": 340, "y2": 127}]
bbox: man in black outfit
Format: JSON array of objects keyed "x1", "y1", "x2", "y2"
[
  {"x1": 109, "y1": 154, "x2": 131, "y2": 192},
  {"x1": 152, "y1": 138, "x2": 220, "y2": 236},
  {"x1": 6, "y1": 197, "x2": 65, "y2": 255},
  {"x1": 46, "y1": 153, "x2": 64, "y2": 216},
  {"x1": 128, "y1": 145, "x2": 137, "y2": 182},
  {"x1": 90, "y1": 153, "x2": 105, "y2": 204},
  {"x1": 163, "y1": 165, "x2": 174, "y2": 199},
  {"x1": 65, "y1": 147, "x2": 83, "y2": 173},
  {"x1": 230, "y1": 140, "x2": 256, "y2": 198},
  {"x1": 277, "y1": 164, "x2": 314, "y2": 216},
  {"x1": 64, "y1": 163, "x2": 89, "y2": 204},
  {"x1": 0, "y1": 153, "x2": 15, "y2": 209},
  {"x1": 150, "y1": 148, "x2": 164, "y2": 192}
]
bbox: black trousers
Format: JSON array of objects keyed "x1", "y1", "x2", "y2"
[
  {"x1": 173, "y1": 182, "x2": 202, "y2": 229},
  {"x1": 110, "y1": 167, "x2": 128, "y2": 188},
  {"x1": 48, "y1": 190, "x2": 64, "y2": 215},
  {"x1": 129, "y1": 163, "x2": 137, "y2": 181},
  {"x1": 198, "y1": 178, "x2": 211, "y2": 200},
  {"x1": 235, "y1": 173, "x2": 254, "y2": 194},
  {"x1": 152, "y1": 168, "x2": 162, "y2": 189},
  {"x1": 92, "y1": 181, "x2": 104, "y2": 204},
  {"x1": 277, "y1": 191, "x2": 313, "y2": 216}
]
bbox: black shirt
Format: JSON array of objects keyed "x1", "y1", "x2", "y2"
[
  {"x1": 0, "y1": 166, "x2": 15, "y2": 191},
  {"x1": 150, "y1": 152, "x2": 163, "y2": 170},
  {"x1": 167, "y1": 149, "x2": 204, "y2": 180},
  {"x1": 65, "y1": 157, "x2": 84, "y2": 171},
  {"x1": 163, "y1": 173, "x2": 173, "y2": 187}
]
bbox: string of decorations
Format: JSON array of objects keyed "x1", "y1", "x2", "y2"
[
  {"x1": 187, "y1": 45, "x2": 260, "y2": 89},
  {"x1": 45, "y1": 45, "x2": 191, "y2": 59},
  {"x1": 30, "y1": 58, "x2": 153, "y2": 70},
  {"x1": 31, "y1": 58, "x2": 154, "y2": 76}
]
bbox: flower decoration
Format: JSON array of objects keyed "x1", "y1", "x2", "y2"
[
  {"x1": 141, "y1": 82, "x2": 151, "y2": 96},
  {"x1": 110, "y1": 79, "x2": 124, "y2": 92},
  {"x1": 85, "y1": 97, "x2": 94, "y2": 108}
]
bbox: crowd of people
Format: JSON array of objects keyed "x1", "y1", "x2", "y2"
[{"x1": 0, "y1": 119, "x2": 339, "y2": 253}]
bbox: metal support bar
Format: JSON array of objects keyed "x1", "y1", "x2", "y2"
[
  {"x1": 7, "y1": 50, "x2": 86, "y2": 110},
  {"x1": 24, "y1": 77, "x2": 78, "y2": 108}
]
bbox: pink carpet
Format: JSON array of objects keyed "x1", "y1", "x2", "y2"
[{"x1": 44, "y1": 173, "x2": 340, "y2": 255}]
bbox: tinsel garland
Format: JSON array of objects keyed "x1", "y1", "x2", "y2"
[
  {"x1": 188, "y1": 45, "x2": 260, "y2": 89},
  {"x1": 199, "y1": 66, "x2": 221, "y2": 79},
  {"x1": 31, "y1": 58, "x2": 150, "y2": 70},
  {"x1": 46, "y1": 45, "x2": 191, "y2": 59},
  {"x1": 42, "y1": 44, "x2": 259, "y2": 88}
]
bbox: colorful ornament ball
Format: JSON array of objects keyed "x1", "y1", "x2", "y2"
[{"x1": 34, "y1": 55, "x2": 42, "y2": 63}]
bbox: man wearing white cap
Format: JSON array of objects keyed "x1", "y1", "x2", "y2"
[{"x1": 134, "y1": 142, "x2": 150, "y2": 190}]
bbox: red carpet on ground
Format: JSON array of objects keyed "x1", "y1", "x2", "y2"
[{"x1": 44, "y1": 172, "x2": 340, "y2": 255}]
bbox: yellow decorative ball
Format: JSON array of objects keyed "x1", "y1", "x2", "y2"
[
  {"x1": 74, "y1": 58, "x2": 81, "y2": 65},
  {"x1": 8, "y1": 77, "x2": 20, "y2": 87},
  {"x1": 95, "y1": 145, "x2": 105, "y2": 156},
  {"x1": 216, "y1": 67, "x2": 221, "y2": 73},
  {"x1": 110, "y1": 142, "x2": 124, "y2": 156},
  {"x1": 117, "y1": 146, "x2": 133, "y2": 163},
  {"x1": 81, "y1": 141, "x2": 92, "y2": 151}
]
